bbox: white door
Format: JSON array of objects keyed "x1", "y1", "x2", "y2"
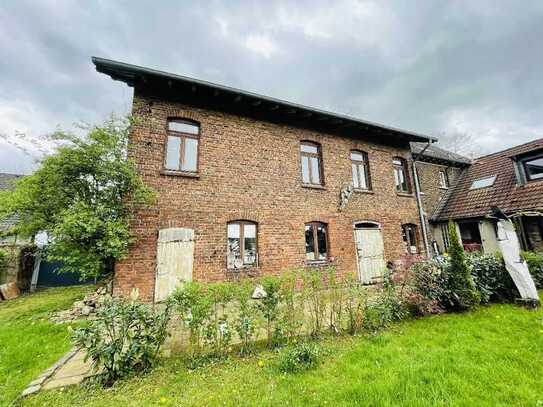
[
  {"x1": 155, "y1": 228, "x2": 194, "y2": 302},
  {"x1": 355, "y1": 226, "x2": 385, "y2": 284}
]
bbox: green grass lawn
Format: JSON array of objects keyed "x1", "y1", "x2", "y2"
[
  {"x1": 22, "y1": 300, "x2": 543, "y2": 407},
  {"x1": 0, "y1": 285, "x2": 92, "y2": 406}
]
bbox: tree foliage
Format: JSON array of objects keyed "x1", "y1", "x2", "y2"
[
  {"x1": 445, "y1": 221, "x2": 480, "y2": 310},
  {"x1": 0, "y1": 117, "x2": 154, "y2": 280}
]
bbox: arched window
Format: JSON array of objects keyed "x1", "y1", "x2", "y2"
[
  {"x1": 393, "y1": 157, "x2": 410, "y2": 193},
  {"x1": 227, "y1": 221, "x2": 258, "y2": 269},
  {"x1": 350, "y1": 150, "x2": 371, "y2": 190},
  {"x1": 300, "y1": 141, "x2": 323, "y2": 186},
  {"x1": 402, "y1": 223, "x2": 418, "y2": 254},
  {"x1": 305, "y1": 222, "x2": 328, "y2": 261},
  {"x1": 165, "y1": 119, "x2": 200, "y2": 172}
]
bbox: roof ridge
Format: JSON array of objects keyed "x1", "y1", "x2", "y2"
[{"x1": 475, "y1": 136, "x2": 543, "y2": 160}]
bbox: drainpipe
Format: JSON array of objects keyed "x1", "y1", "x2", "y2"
[{"x1": 413, "y1": 142, "x2": 432, "y2": 257}]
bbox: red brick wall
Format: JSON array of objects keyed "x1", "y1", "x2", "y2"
[{"x1": 114, "y1": 90, "x2": 424, "y2": 301}]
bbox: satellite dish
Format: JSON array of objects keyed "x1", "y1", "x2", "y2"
[{"x1": 234, "y1": 258, "x2": 243, "y2": 269}]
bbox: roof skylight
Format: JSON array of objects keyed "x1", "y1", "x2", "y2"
[{"x1": 470, "y1": 176, "x2": 496, "y2": 190}]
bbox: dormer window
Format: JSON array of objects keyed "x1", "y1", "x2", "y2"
[
  {"x1": 439, "y1": 170, "x2": 449, "y2": 189},
  {"x1": 522, "y1": 155, "x2": 543, "y2": 181}
]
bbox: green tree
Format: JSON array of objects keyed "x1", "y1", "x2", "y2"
[
  {"x1": 446, "y1": 221, "x2": 480, "y2": 310},
  {"x1": 0, "y1": 116, "x2": 154, "y2": 280}
]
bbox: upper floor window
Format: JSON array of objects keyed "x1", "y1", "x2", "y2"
[
  {"x1": 351, "y1": 150, "x2": 371, "y2": 190},
  {"x1": 522, "y1": 154, "x2": 543, "y2": 181},
  {"x1": 402, "y1": 223, "x2": 418, "y2": 254},
  {"x1": 305, "y1": 222, "x2": 328, "y2": 262},
  {"x1": 439, "y1": 170, "x2": 449, "y2": 189},
  {"x1": 165, "y1": 119, "x2": 200, "y2": 172},
  {"x1": 393, "y1": 157, "x2": 410, "y2": 193},
  {"x1": 227, "y1": 221, "x2": 257, "y2": 269},
  {"x1": 300, "y1": 142, "x2": 323, "y2": 186}
]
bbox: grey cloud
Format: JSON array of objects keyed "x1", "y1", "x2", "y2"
[{"x1": 1, "y1": 0, "x2": 543, "y2": 173}]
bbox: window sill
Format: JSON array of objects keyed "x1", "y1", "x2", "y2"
[
  {"x1": 302, "y1": 184, "x2": 326, "y2": 190},
  {"x1": 304, "y1": 258, "x2": 335, "y2": 267},
  {"x1": 160, "y1": 170, "x2": 200, "y2": 178},
  {"x1": 353, "y1": 189, "x2": 374, "y2": 194},
  {"x1": 226, "y1": 266, "x2": 259, "y2": 273},
  {"x1": 396, "y1": 192, "x2": 414, "y2": 198}
]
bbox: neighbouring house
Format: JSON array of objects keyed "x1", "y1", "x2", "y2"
[
  {"x1": 410, "y1": 143, "x2": 472, "y2": 254},
  {"x1": 429, "y1": 138, "x2": 543, "y2": 254},
  {"x1": 0, "y1": 173, "x2": 33, "y2": 291},
  {"x1": 93, "y1": 57, "x2": 439, "y2": 302}
]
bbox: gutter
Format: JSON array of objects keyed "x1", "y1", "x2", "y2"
[{"x1": 412, "y1": 142, "x2": 432, "y2": 257}]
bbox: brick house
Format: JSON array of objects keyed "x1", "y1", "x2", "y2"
[{"x1": 93, "y1": 57, "x2": 441, "y2": 301}]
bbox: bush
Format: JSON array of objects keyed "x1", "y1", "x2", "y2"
[
  {"x1": 406, "y1": 261, "x2": 447, "y2": 315},
  {"x1": 204, "y1": 283, "x2": 235, "y2": 358},
  {"x1": 277, "y1": 342, "x2": 321, "y2": 373},
  {"x1": 233, "y1": 280, "x2": 259, "y2": 356},
  {"x1": 172, "y1": 283, "x2": 212, "y2": 358},
  {"x1": 326, "y1": 267, "x2": 345, "y2": 335},
  {"x1": 344, "y1": 273, "x2": 366, "y2": 335},
  {"x1": 72, "y1": 295, "x2": 172, "y2": 386},
  {"x1": 257, "y1": 276, "x2": 282, "y2": 348},
  {"x1": 521, "y1": 251, "x2": 543, "y2": 289},
  {"x1": 302, "y1": 268, "x2": 326, "y2": 337},
  {"x1": 467, "y1": 253, "x2": 518, "y2": 303},
  {"x1": 445, "y1": 221, "x2": 480, "y2": 311},
  {"x1": 278, "y1": 270, "x2": 303, "y2": 344},
  {"x1": 363, "y1": 270, "x2": 408, "y2": 331}
]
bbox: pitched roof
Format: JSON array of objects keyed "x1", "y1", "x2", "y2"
[
  {"x1": 432, "y1": 138, "x2": 543, "y2": 221},
  {"x1": 92, "y1": 57, "x2": 436, "y2": 144},
  {"x1": 0, "y1": 173, "x2": 23, "y2": 231},
  {"x1": 0, "y1": 173, "x2": 22, "y2": 191},
  {"x1": 411, "y1": 142, "x2": 472, "y2": 166}
]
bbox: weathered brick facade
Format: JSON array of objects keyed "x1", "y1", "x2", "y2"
[
  {"x1": 415, "y1": 161, "x2": 464, "y2": 247},
  {"x1": 113, "y1": 89, "x2": 424, "y2": 301}
]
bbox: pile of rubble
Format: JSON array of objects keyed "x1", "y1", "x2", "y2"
[{"x1": 51, "y1": 284, "x2": 111, "y2": 324}]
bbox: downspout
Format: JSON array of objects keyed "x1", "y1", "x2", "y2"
[{"x1": 413, "y1": 141, "x2": 432, "y2": 257}]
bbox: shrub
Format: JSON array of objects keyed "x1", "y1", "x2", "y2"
[
  {"x1": 72, "y1": 295, "x2": 172, "y2": 386},
  {"x1": 204, "y1": 283, "x2": 235, "y2": 358},
  {"x1": 406, "y1": 261, "x2": 446, "y2": 315},
  {"x1": 467, "y1": 253, "x2": 518, "y2": 303},
  {"x1": 344, "y1": 273, "x2": 366, "y2": 335},
  {"x1": 326, "y1": 266, "x2": 345, "y2": 335},
  {"x1": 257, "y1": 276, "x2": 282, "y2": 348},
  {"x1": 172, "y1": 283, "x2": 212, "y2": 358},
  {"x1": 277, "y1": 342, "x2": 321, "y2": 373},
  {"x1": 279, "y1": 270, "x2": 303, "y2": 344},
  {"x1": 521, "y1": 251, "x2": 543, "y2": 289},
  {"x1": 302, "y1": 268, "x2": 326, "y2": 337},
  {"x1": 234, "y1": 280, "x2": 259, "y2": 356},
  {"x1": 363, "y1": 270, "x2": 408, "y2": 331},
  {"x1": 445, "y1": 221, "x2": 480, "y2": 311}
]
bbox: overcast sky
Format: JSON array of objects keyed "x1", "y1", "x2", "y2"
[{"x1": 1, "y1": 0, "x2": 542, "y2": 174}]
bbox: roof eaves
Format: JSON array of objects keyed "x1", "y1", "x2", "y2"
[{"x1": 92, "y1": 57, "x2": 437, "y2": 144}]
